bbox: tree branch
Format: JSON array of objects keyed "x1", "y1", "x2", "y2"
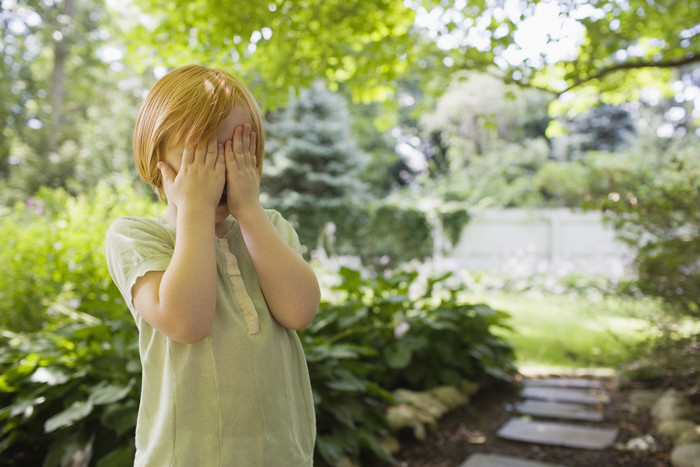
[
  {"x1": 559, "y1": 53, "x2": 700, "y2": 94},
  {"x1": 487, "y1": 53, "x2": 700, "y2": 97}
]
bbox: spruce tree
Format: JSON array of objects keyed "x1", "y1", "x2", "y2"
[
  {"x1": 262, "y1": 82, "x2": 370, "y2": 252},
  {"x1": 263, "y1": 81, "x2": 368, "y2": 210}
]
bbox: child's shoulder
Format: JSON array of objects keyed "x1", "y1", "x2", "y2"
[
  {"x1": 263, "y1": 209, "x2": 294, "y2": 230},
  {"x1": 107, "y1": 216, "x2": 174, "y2": 241}
]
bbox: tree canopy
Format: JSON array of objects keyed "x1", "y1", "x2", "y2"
[{"x1": 127, "y1": 0, "x2": 700, "y2": 110}]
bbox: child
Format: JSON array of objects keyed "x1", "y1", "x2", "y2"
[{"x1": 105, "y1": 65, "x2": 320, "y2": 466}]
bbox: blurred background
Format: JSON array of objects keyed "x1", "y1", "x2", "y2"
[{"x1": 1, "y1": 0, "x2": 698, "y2": 465}]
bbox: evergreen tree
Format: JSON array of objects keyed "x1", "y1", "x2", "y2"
[
  {"x1": 263, "y1": 81, "x2": 369, "y2": 210},
  {"x1": 262, "y1": 82, "x2": 371, "y2": 253},
  {"x1": 554, "y1": 104, "x2": 636, "y2": 160}
]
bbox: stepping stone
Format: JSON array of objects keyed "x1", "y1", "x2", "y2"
[
  {"x1": 460, "y1": 453, "x2": 565, "y2": 467},
  {"x1": 515, "y1": 399, "x2": 604, "y2": 422},
  {"x1": 524, "y1": 378, "x2": 604, "y2": 389},
  {"x1": 497, "y1": 418, "x2": 619, "y2": 450},
  {"x1": 521, "y1": 386, "x2": 610, "y2": 405}
]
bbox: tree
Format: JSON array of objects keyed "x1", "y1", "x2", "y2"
[
  {"x1": 585, "y1": 138, "x2": 700, "y2": 318},
  {"x1": 263, "y1": 81, "x2": 369, "y2": 207},
  {"x1": 128, "y1": 0, "x2": 422, "y2": 106},
  {"x1": 0, "y1": 0, "x2": 146, "y2": 201},
  {"x1": 552, "y1": 104, "x2": 636, "y2": 160},
  {"x1": 127, "y1": 0, "x2": 698, "y2": 110}
]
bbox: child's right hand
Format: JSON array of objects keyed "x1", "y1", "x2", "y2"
[{"x1": 158, "y1": 136, "x2": 225, "y2": 213}]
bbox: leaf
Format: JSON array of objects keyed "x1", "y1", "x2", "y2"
[
  {"x1": 43, "y1": 429, "x2": 94, "y2": 467},
  {"x1": 100, "y1": 402, "x2": 138, "y2": 437},
  {"x1": 73, "y1": 323, "x2": 111, "y2": 341},
  {"x1": 383, "y1": 343, "x2": 412, "y2": 369},
  {"x1": 88, "y1": 379, "x2": 135, "y2": 406},
  {"x1": 326, "y1": 373, "x2": 367, "y2": 392},
  {"x1": 8, "y1": 395, "x2": 46, "y2": 418},
  {"x1": 316, "y1": 434, "x2": 347, "y2": 466},
  {"x1": 44, "y1": 399, "x2": 94, "y2": 433},
  {"x1": 96, "y1": 442, "x2": 136, "y2": 467},
  {"x1": 29, "y1": 366, "x2": 70, "y2": 386},
  {"x1": 0, "y1": 354, "x2": 40, "y2": 391}
]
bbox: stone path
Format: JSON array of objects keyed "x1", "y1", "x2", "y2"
[{"x1": 460, "y1": 377, "x2": 620, "y2": 467}]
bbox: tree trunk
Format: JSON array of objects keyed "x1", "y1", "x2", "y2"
[{"x1": 47, "y1": 0, "x2": 74, "y2": 155}]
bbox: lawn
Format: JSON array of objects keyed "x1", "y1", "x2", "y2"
[{"x1": 463, "y1": 292, "x2": 663, "y2": 371}]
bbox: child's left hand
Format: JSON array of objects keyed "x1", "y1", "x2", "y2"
[{"x1": 224, "y1": 124, "x2": 261, "y2": 220}]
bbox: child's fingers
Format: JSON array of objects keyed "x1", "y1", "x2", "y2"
[
  {"x1": 181, "y1": 146, "x2": 195, "y2": 166},
  {"x1": 241, "y1": 124, "x2": 251, "y2": 156},
  {"x1": 232, "y1": 126, "x2": 243, "y2": 160},
  {"x1": 216, "y1": 142, "x2": 225, "y2": 167},
  {"x1": 249, "y1": 131, "x2": 257, "y2": 168},
  {"x1": 193, "y1": 138, "x2": 208, "y2": 163},
  {"x1": 224, "y1": 139, "x2": 238, "y2": 171},
  {"x1": 205, "y1": 135, "x2": 217, "y2": 167}
]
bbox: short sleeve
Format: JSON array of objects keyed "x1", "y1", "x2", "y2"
[
  {"x1": 266, "y1": 210, "x2": 303, "y2": 256},
  {"x1": 105, "y1": 217, "x2": 175, "y2": 314}
]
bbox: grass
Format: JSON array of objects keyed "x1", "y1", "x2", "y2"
[{"x1": 464, "y1": 292, "x2": 663, "y2": 371}]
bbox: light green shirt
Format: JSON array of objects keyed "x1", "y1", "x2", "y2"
[{"x1": 105, "y1": 210, "x2": 316, "y2": 466}]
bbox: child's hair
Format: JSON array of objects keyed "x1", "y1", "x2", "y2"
[{"x1": 133, "y1": 65, "x2": 265, "y2": 202}]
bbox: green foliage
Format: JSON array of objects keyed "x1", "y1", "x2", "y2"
[
  {"x1": 0, "y1": 313, "x2": 140, "y2": 467},
  {"x1": 276, "y1": 199, "x2": 435, "y2": 267},
  {"x1": 551, "y1": 104, "x2": 636, "y2": 161},
  {"x1": 128, "y1": 0, "x2": 698, "y2": 113},
  {"x1": 0, "y1": 182, "x2": 160, "y2": 332},
  {"x1": 264, "y1": 81, "x2": 369, "y2": 202},
  {"x1": 0, "y1": 186, "x2": 516, "y2": 466},
  {"x1": 308, "y1": 267, "x2": 517, "y2": 389},
  {"x1": 421, "y1": 74, "x2": 552, "y2": 159},
  {"x1": 584, "y1": 138, "x2": 700, "y2": 317},
  {"x1": 302, "y1": 265, "x2": 515, "y2": 464},
  {"x1": 413, "y1": 137, "x2": 551, "y2": 209},
  {"x1": 302, "y1": 336, "x2": 394, "y2": 466},
  {"x1": 439, "y1": 206, "x2": 471, "y2": 248},
  {"x1": 302, "y1": 267, "x2": 516, "y2": 465},
  {"x1": 129, "y1": 0, "x2": 422, "y2": 106},
  {"x1": 0, "y1": 0, "x2": 146, "y2": 201},
  {"x1": 534, "y1": 160, "x2": 589, "y2": 207}
]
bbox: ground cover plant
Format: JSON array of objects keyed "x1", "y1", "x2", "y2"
[{"x1": 0, "y1": 185, "x2": 517, "y2": 466}]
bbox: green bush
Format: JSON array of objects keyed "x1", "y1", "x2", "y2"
[
  {"x1": 303, "y1": 266, "x2": 516, "y2": 465},
  {"x1": 0, "y1": 186, "x2": 515, "y2": 466},
  {"x1": 0, "y1": 182, "x2": 160, "y2": 332},
  {"x1": 533, "y1": 160, "x2": 588, "y2": 207},
  {"x1": 0, "y1": 311, "x2": 141, "y2": 467},
  {"x1": 584, "y1": 140, "x2": 700, "y2": 317},
  {"x1": 274, "y1": 198, "x2": 436, "y2": 267},
  {"x1": 307, "y1": 267, "x2": 516, "y2": 390}
]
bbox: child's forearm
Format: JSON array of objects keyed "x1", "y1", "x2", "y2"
[
  {"x1": 237, "y1": 208, "x2": 320, "y2": 330},
  {"x1": 157, "y1": 207, "x2": 218, "y2": 342}
]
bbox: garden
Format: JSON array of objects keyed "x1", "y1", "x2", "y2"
[{"x1": 1, "y1": 0, "x2": 699, "y2": 466}]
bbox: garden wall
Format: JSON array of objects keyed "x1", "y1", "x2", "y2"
[{"x1": 447, "y1": 208, "x2": 633, "y2": 278}]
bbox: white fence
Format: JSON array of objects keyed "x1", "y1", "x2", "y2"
[{"x1": 446, "y1": 208, "x2": 634, "y2": 278}]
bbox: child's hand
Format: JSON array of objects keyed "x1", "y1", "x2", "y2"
[
  {"x1": 159, "y1": 136, "x2": 225, "y2": 213},
  {"x1": 224, "y1": 124, "x2": 261, "y2": 219}
]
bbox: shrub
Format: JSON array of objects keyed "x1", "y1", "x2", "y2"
[
  {"x1": 0, "y1": 182, "x2": 160, "y2": 332},
  {"x1": 274, "y1": 198, "x2": 436, "y2": 267},
  {"x1": 0, "y1": 309, "x2": 140, "y2": 467},
  {"x1": 0, "y1": 186, "x2": 515, "y2": 466},
  {"x1": 303, "y1": 265, "x2": 517, "y2": 465},
  {"x1": 584, "y1": 140, "x2": 700, "y2": 317}
]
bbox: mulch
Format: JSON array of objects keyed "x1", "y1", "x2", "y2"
[{"x1": 367, "y1": 376, "x2": 674, "y2": 467}]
